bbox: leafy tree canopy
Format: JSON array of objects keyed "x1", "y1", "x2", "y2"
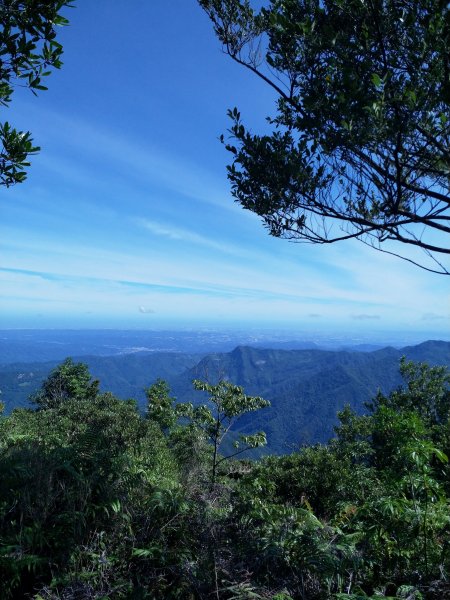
[
  {"x1": 200, "y1": 0, "x2": 450, "y2": 274},
  {"x1": 30, "y1": 357, "x2": 99, "y2": 410},
  {"x1": 0, "y1": 0, "x2": 72, "y2": 187},
  {"x1": 0, "y1": 358, "x2": 449, "y2": 597},
  {"x1": 187, "y1": 379, "x2": 270, "y2": 484},
  {"x1": 368, "y1": 357, "x2": 450, "y2": 426}
]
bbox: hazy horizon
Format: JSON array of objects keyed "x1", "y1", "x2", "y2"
[{"x1": 1, "y1": 326, "x2": 448, "y2": 349}]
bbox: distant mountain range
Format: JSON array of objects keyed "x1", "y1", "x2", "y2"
[
  {"x1": 171, "y1": 341, "x2": 450, "y2": 452},
  {"x1": 1, "y1": 340, "x2": 449, "y2": 454},
  {"x1": 0, "y1": 329, "x2": 323, "y2": 364},
  {"x1": 0, "y1": 328, "x2": 435, "y2": 364},
  {"x1": 0, "y1": 352, "x2": 201, "y2": 412}
]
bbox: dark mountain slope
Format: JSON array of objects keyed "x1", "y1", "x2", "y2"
[
  {"x1": 399, "y1": 340, "x2": 450, "y2": 363},
  {"x1": 1, "y1": 340, "x2": 448, "y2": 453},
  {"x1": 171, "y1": 341, "x2": 450, "y2": 452},
  {"x1": 0, "y1": 352, "x2": 201, "y2": 412}
]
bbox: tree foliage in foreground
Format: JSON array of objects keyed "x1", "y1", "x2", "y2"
[
  {"x1": 0, "y1": 357, "x2": 449, "y2": 598},
  {"x1": 30, "y1": 357, "x2": 99, "y2": 410},
  {"x1": 199, "y1": 0, "x2": 450, "y2": 274},
  {"x1": 0, "y1": 0, "x2": 72, "y2": 187}
]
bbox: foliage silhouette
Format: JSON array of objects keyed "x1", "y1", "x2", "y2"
[
  {"x1": 199, "y1": 0, "x2": 450, "y2": 274},
  {"x1": 1, "y1": 0, "x2": 72, "y2": 187}
]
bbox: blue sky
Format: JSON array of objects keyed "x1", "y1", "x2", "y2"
[{"x1": 0, "y1": 0, "x2": 448, "y2": 338}]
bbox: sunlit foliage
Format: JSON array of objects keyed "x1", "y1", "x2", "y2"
[{"x1": 0, "y1": 358, "x2": 448, "y2": 598}]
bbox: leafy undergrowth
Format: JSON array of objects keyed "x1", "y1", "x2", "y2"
[{"x1": 0, "y1": 358, "x2": 449, "y2": 599}]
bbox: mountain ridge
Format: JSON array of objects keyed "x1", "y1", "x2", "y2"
[
  {"x1": 170, "y1": 340, "x2": 450, "y2": 452},
  {"x1": 1, "y1": 340, "x2": 448, "y2": 453}
]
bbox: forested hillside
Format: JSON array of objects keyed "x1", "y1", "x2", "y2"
[
  {"x1": 0, "y1": 357, "x2": 449, "y2": 598},
  {"x1": 0, "y1": 352, "x2": 203, "y2": 412},
  {"x1": 2, "y1": 341, "x2": 449, "y2": 453}
]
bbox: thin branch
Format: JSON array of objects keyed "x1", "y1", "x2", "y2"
[
  {"x1": 216, "y1": 444, "x2": 257, "y2": 466},
  {"x1": 359, "y1": 238, "x2": 449, "y2": 275}
]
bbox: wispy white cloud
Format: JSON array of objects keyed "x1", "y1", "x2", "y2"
[
  {"x1": 3, "y1": 102, "x2": 449, "y2": 333},
  {"x1": 15, "y1": 101, "x2": 242, "y2": 214},
  {"x1": 135, "y1": 218, "x2": 242, "y2": 255},
  {"x1": 421, "y1": 312, "x2": 448, "y2": 321},
  {"x1": 138, "y1": 306, "x2": 156, "y2": 314},
  {"x1": 1, "y1": 262, "x2": 448, "y2": 336},
  {"x1": 0, "y1": 229, "x2": 443, "y2": 313}
]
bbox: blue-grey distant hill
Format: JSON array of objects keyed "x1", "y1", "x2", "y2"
[
  {"x1": 171, "y1": 341, "x2": 450, "y2": 452},
  {"x1": 1, "y1": 340, "x2": 448, "y2": 453},
  {"x1": 0, "y1": 351, "x2": 202, "y2": 412},
  {"x1": 0, "y1": 329, "x2": 322, "y2": 364}
]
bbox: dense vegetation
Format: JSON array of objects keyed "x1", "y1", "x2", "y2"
[
  {"x1": 0, "y1": 356, "x2": 449, "y2": 598},
  {"x1": 3, "y1": 341, "x2": 450, "y2": 454}
]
